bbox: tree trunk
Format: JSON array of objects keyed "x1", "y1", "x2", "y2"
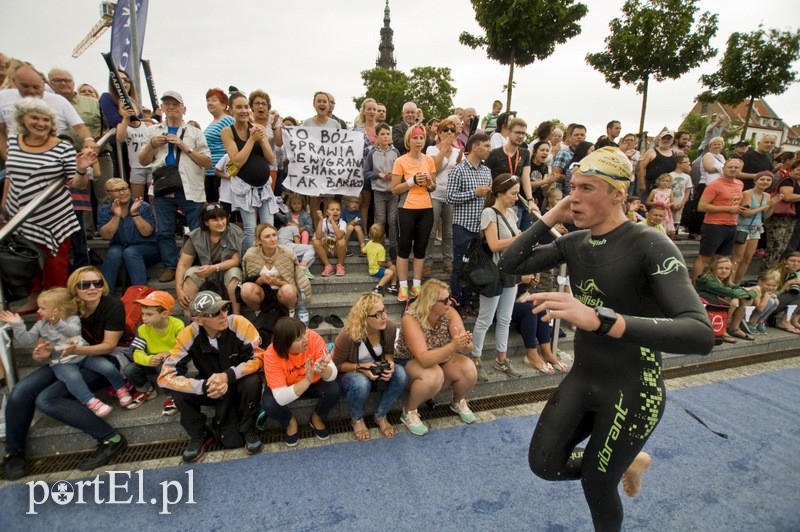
[
  {"x1": 638, "y1": 75, "x2": 649, "y2": 147},
  {"x1": 741, "y1": 96, "x2": 755, "y2": 141},
  {"x1": 506, "y1": 60, "x2": 515, "y2": 112}
]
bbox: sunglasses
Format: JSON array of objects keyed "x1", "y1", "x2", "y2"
[
  {"x1": 205, "y1": 203, "x2": 223, "y2": 212},
  {"x1": 497, "y1": 175, "x2": 519, "y2": 187},
  {"x1": 441, "y1": 127, "x2": 456, "y2": 133},
  {"x1": 77, "y1": 279, "x2": 104, "y2": 290},
  {"x1": 569, "y1": 161, "x2": 629, "y2": 182},
  {"x1": 367, "y1": 309, "x2": 387, "y2": 318},
  {"x1": 438, "y1": 297, "x2": 452, "y2": 306},
  {"x1": 201, "y1": 304, "x2": 230, "y2": 318}
]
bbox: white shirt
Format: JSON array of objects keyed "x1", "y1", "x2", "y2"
[{"x1": 0, "y1": 91, "x2": 84, "y2": 135}]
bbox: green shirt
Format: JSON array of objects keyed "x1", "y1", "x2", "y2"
[
  {"x1": 67, "y1": 94, "x2": 101, "y2": 149},
  {"x1": 131, "y1": 316, "x2": 186, "y2": 366}
]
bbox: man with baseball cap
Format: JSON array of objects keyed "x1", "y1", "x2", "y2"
[
  {"x1": 139, "y1": 90, "x2": 212, "y2": 283},
  {"x1": 158, "y1": 291, "x2": 264, "y2": 462},
  {"x1": 500, "y1": 147, "x2": 714, "y2": 530}
]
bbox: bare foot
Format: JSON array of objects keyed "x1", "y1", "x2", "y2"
[{"x1": 621, "y1": 451, "x2": 651, "y2": 497}]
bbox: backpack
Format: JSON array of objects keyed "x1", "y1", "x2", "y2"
[{"x1": 121, "y1": 285, "x2": 155, "y2": 338}]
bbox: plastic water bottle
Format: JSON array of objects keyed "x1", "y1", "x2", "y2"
[{"x1": 297, "y1": 289, "x2": 309, "y2": 327}]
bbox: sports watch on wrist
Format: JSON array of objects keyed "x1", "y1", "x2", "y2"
[{"x1": 594, "y1": 306, "x2": 617, "y2": 335}]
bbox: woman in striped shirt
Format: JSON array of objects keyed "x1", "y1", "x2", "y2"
[{"x1": 1, "y1": 97, "x2": 96, "y2": 314}]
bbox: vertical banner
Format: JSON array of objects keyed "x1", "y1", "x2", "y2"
[
  {"x1": 281, "y1": 127, "x2": 365, "y2": 197},
  {"x1": 101, "y1": 52, "x2": 133, "y2": 109},
  {"x1": 110, "y1": 0, "x2": 149, "y2": 74}
]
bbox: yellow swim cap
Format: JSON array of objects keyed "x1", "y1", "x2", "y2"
[{"x1": 570, "y1": 147, "x2": 632, "y2": 192}]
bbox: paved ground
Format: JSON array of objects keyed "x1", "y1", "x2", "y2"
[{"x1": 4, "y1": 354, "x2": 798, "y2": 488}]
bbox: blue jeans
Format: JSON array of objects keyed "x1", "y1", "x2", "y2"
[
  {"x1": 339, "y1": 364, "x2": 408, "y2": 420},
  {"x1": 101, "y1": 243, "x2": 161, "y2": 289},
  {"x1": 516, "y1": 205, "x2": 533, "y2": 232},
  {"x1": 451, "y1": 223, "x2": 478, "y2": 307},
  {"x1": 238, "y1": 202, "x2": 275, "y2": 249},
  {"x1": 154, "y1": 190, "x2": 202, "y2": 269},
  {"x1": 511, "y1": 301, "x2": 552, "y2": 348},
  {"x1": 51, "y1": 356, "x2": 126, "y2": 404},
  {"x1": 4, "y1": 363, "x2": 118, "y2": 453},
  {"x1": 261, "y1": 378, "x2": 341, "y2": 427},
  {"x1": 472, "y1": 286, "x2": 517, "y2": 358}
]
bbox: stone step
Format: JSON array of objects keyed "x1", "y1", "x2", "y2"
[{"x1": 17, "y1": 330, "x2": 800, "y2": 456}]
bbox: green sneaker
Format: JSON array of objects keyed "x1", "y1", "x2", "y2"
[
  {"x1": 450, "y1": 399, "x2": 477, "y2": 424},
  {"x1": 400, "y1": 409, "x2": 429, "y2": 436},
  {"x1": 302, "y1": 266, "x2": 315, "y2": 280}
]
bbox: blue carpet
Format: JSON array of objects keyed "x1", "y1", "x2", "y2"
[{"x1": 3, "y1": 368, "x2": 799, "y2": 531}]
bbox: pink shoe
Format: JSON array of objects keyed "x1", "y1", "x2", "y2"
[
  {"x1": 86, "y1": 398, "x2": 112, "y2": 417},
  {"x1": 336, "y1": 264, "x2": 346, "y2": 276},
  {"x1": 321, "y1": 265, "x2": 334, "y2": 277},
  {"x1": 116, "y1": 387, "x2": 132, "y2": 408}
]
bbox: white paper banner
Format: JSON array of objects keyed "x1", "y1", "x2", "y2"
[{"x1": 281, "y1": 126, "x2": 364, "y2": 197}]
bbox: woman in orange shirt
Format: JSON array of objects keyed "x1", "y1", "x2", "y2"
[
  {"x1": 391, "y1": 126, "x2": 437, "y2": 302},
  {"x1": 261, "y1": 317, "x2": 341, "y2": 446}
]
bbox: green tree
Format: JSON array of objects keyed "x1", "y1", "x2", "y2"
[
  {"x1": 460, "y1": 0, "x2": 587, "y2": 111},
  {"x1": 678, "y1": 111, "x2": 742, "y2": 160},
  {"x1": 586, "y1": 0, "x2": 718, "y2": 136},
  {"x1": 697, "y1": 26, "x2": 800, "y2": 141},
  {"x1": 353, "y1": 67, "x2": 457, "y2": 124},
  {"x1": 407, "y1": 67, "x2": 457, "y2": 122}
]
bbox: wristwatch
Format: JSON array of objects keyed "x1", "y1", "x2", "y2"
[{"x1": 594, "y1": 306, "x2": 617, "y2": 335}]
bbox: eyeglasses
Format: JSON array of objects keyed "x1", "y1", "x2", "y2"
[
  {"x1": 161, "y1": 101, "x2": 182, "y2": 108},
  {"x1": 50, "y1": 78, "x2": 73, "y2": 84},
  {"x1": 497, "y1": 175, "x2": 519, "y2": 187},
  {"x1": 440, "y1": 127, "x2": 456, "y2": 133},
  {"x1": 77, "y1": 279, "x2": 104, "y2": 290},
  {"x1": 367, "y1": 309, "x2": 387, "y2": 318},
  {"x1": 437, "y1": 297, "x2": 452, "y2": 306},
  {"x1": 107, "y1": 186, "x2": 129, "y2": 194},
  {"x1": 201, "y1": 305, "x2": 230, "y2": 318},
  {"x1": 569, "y1": 161, "x2": 630, "y2": 182}
]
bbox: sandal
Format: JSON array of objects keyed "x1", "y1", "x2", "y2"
[
  {"x1": 374, "y1": 417, "x2": 395, "y2": 438},
  {"x1": 351, "y1": 419, "x2": 370, "y2": 441},
  {"x1": 775, "y1": 324, "x2": 800, "y2": 335},
  {"x1": 523, "y1": 358, "x2": 555, "y2": 374},
  {"x1": 727, "y1": 329, "x2": 755, "y2": 341},
  {"x1": 720, "y1": 334, "x2": 738, "y2": 344},
  {"x1": 552, "y1": 361, "x2": 569, "y2": 373}
]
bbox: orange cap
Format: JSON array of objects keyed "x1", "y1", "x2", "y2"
[{"x1": 134, "y1": 290, "x2": 175, "y2": 311}]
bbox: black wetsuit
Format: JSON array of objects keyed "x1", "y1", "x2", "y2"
[{"x1": 499, "y1": 220, "x2": 714, "y2": 532}]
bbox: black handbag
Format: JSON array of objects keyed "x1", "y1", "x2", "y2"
[
  {"x1": 152, "y1": 128, "x2": 186, "y2": 197},
  {"x1": 459, "y1": 232, "x2": 501, "y2": 298},
  {"x1": 0, "y1": 233, "x2": 45, "y2": 302}
]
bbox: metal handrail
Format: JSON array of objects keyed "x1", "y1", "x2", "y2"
[{"x1": 0, "y1": 128, "x2": 116, "y2": 389}]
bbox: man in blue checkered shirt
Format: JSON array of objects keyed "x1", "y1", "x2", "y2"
[
  {"x1": 446, "y1": 133, "x2": 493, "y2": 317},
  {"x1": 552, "y1": 124, "x2": 587, "y2": 189}
]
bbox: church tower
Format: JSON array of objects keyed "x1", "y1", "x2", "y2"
[{"x1": 376, "y1": 0, "x2": 396, "y2": 69}]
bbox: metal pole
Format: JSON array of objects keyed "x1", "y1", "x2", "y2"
[{"x1": 129, "y1": 0, "x2": 142, "y2": 102}]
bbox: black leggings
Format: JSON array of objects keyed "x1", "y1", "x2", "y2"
[
  {"x1": 397, "y1": 207, "x2": 433, "y2": 260},
  {"x1": 529, "y1": 371, "x2": 665, "y2": 531}
]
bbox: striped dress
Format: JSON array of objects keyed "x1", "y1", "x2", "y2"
[
  {"x1": 5, "y1": 136, "x2": 80, "y2": 254},
  {"x1": 204, "y1": 115, "x2": 234, "y2": 177}
]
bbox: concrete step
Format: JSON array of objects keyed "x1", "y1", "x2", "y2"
[{"x1": 16, "y1": 328, "x2": 800, "y2": 456}]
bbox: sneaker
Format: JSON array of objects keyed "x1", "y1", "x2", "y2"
[
  {"x1": 86, "y1": 398, "x2": 112, "y2": 417},
  {"x1": 336, "y1": 264, "x2": 346, "y2": 276},
  {"x1": 346, "y1": 250, "x2": 354, "y2": 257},
  {"x1": 141, "y1": 383, "x2": 159, "y2": 399},
  {"x1": 739, "y1": 320, "x2": 755, "y2": 335},
  {"x1": 116, "y1": 387, "x2": 133, "y2": 407},
  {"x1": 3, "y1": 451, "x2": 27, "y2": 480},
  {"x1": 124, "y1": 390, "x2": 148, "y2": 410},
  {"x1": 182, "y1": 428, "x2": 214, "y2": 463},
  {"x1": 162, "y1": 397, "x2": 178, "y2": 416},
  {"x1": 158, "y1": 268, "x2": 176, "y2": 283},
  {"x1": 410, "y1": 285, "x2": 420, "y2": 298},
  {"x1": 756, "y1": 322, "x2": 767, "y2": 334},
  {"x1": 78, "y1": 435, "x2": 128, "y2": 471},
  {"x1": 302, "y1": 266, "x2": 315, "y2": 280},
  {"x1": 321, "y1": 264, "x2": 334, "y2": 277},
  {"x1": 400, "y1": 409, "x2": 429, "y2": 436},
  {"x1": 493, "y1": 358, "x2": 521, "y2": 379},
  {"x1": 474, "y1": 359, "x2": 489, "y2": 383},
  {"x1": 386, "y1": 284, "x2": 399, "y2": 295},
  {"x1": 450, "y1": 398, "x2": 477, "y2": 424},
  {"x1": 244, "y1": 431, "x2": 263, "y2": 455},
  {"x1": 373, "y1": 285, "x2": 385, "y2": 295},
  {"x1": 397, "y1": 286, "x2": 409, "y2": 302}
]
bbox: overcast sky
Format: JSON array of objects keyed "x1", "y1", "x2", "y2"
[{"x1": 2, "y1": 0, "x2": 799, "y2": 140}]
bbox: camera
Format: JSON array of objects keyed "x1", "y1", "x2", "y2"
[
  {"x1": 789, "y1": 284, "x2": 800, "y2": 295},
  {"x1": 369, "y1": 361, "x2": 391, "y2": 376}
]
